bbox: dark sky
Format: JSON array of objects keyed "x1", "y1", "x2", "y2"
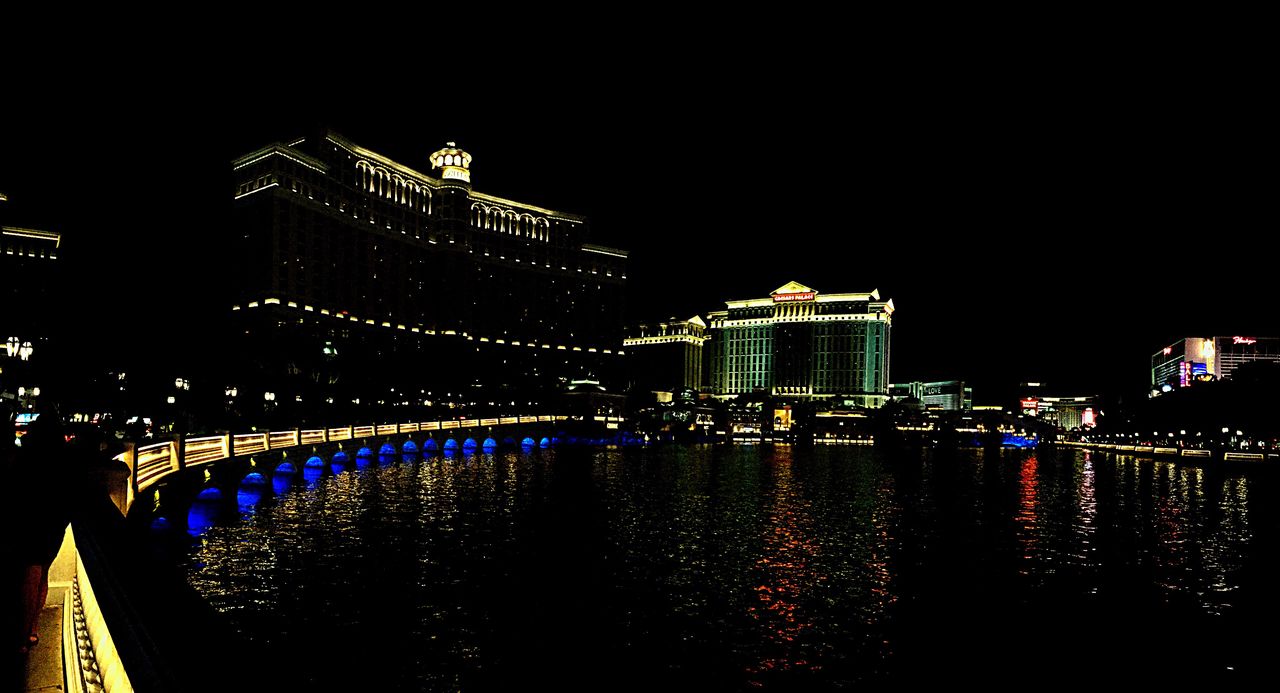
[{"x1": 2, "y1": 49, "x2": 1273, "y2": 404}]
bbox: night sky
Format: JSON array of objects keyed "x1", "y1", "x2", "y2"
[{"x1": 2, "y1": 54, "x2": 1273, "y2": 405}]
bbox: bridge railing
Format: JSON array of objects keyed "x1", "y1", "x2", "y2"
[{"x1": 115, "y1": 416, "x2": 563, "y2": 512}]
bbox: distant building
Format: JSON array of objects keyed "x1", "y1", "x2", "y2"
[
  {"x1": 1, "y1": 207, "x2": 61, "y2": 339},
  {"x1": 706, "y1": 282, "x2": 894, "y2": 408},
  {"x1": 1019, "y1": 393, "x2": 1097, "y2": 430},
  {"x1": 228, "y1": 132, "x2": 629, "y2": 406},
  {"x1": 624, "y1": 316, "x2": 707, "y2": 392},
  {"x1": 890, "y1": 380, "x2": 972, "y2": 410},
  {"x1": 1, "y1": 194, "x2": 61, "y2": 408},
  {"x1": 1151, "y1": 336, "x2": 1280, "y2": 395}
]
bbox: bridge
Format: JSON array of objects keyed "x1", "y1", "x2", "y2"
[{"x1": 34, "y1": 414, "x2": 590, "y2": 693}]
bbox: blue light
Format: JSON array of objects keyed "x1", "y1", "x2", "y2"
[
  {"x1": 483, "y1": 438, "x2": 498, "y2": 450},
  {"x1": 331, "y1": 451, "x2": 350, "y2": 474},
  {"x1": 521, "y1": 437, "x2": 535, "y2": 449},
  {"x1": 1001, "y1": 433, "x2": 1038, "y2": 449},
  {"x1": 196, "y1": 486, "x2": 223, "y2": 501},
  {"x1": 379, "y1": 443, "x2": 397, "y2": 456},
  {"x1": 241, "y1": 472, "x2": 267, "y2": 487},
  {"x1": 275, "y1": 461, "x2": 297, "y2": 475},
  {"x1": 187, "y1": 501, "x2": 219, "y2": 537},
  {"x1": 463, "y1": 438, "x2": 478, "y2": 450},
  {"x1": 402, "y1": 440, "x2": 419, "y2": 454},
  {"x1": 356, "y1": 447, "x2": 374, "y2": 459},
  {"x1": 150, "y1": 516, "x2": 171, "y2": 532},
  {"x1": 303, "y1": 466, "x2": 324, "y2": 485},
  {"x1": 305, "y1": 456, "x2": 325, "y2": 468},
  {"x1": 237, "y1": 486, "x2": 265, "y2": 512},
  {"x1": 443, "y1": 438, "x2": 458, "y2": 451},
  {"x1": 539, "y1": 437, "x2": 550, "y2": 448},
  {"x1": 424, "y1": 438, "x2": 440, "y2": 453},
  {"x1": 272, "y1": 475, "x2": 293, "y2": 495}
]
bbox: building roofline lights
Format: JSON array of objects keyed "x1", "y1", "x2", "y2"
[
  {"x1": 1, "y1": 227, "x2": 61, "y2": 248},
  {"x1": 232, "y1": 144, "x2": 329, "y2": 173},
  {"x1": 470, "y1": 191, "x2": 587, "y2": 222},
  {"x1": 324, "y1": 130, "x2": 588, "y2": 222},
  {"x1": 581, "y1": 244, "x2": 629, "y2": 258}
]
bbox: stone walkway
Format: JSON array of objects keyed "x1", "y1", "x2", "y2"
[{"x1": 22, "y1": 604, "x2": 63, "y2": 692}]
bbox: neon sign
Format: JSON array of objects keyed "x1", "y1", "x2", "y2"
[
  {"x1": 1163, "y1": 347, "x2": 1172, "y2": 355},
  {"x1": 773, "y1": 292, "x2": 815, "y2": 303},
  {"x1": 1233, "y1": 336, "x2": 1257, "y2": 345}
]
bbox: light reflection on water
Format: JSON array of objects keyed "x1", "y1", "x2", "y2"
[{"x1": 183, "y1": 445, "x2": 1269, "y2": 689}]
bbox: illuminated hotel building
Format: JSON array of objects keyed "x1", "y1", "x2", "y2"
[
  {"x1": 706, "y1": 282, "x2": 893, "y2": 407},
  {"x1": 890, "y1": 380, "x2": 972, "y2": 410},
  {"x1": 1151, "y1": 336, "x2": 1280, "y2": 395},
  {"x1": 623, "y1": 316, "x2": 707, "y2": 392},
  {"x1": 229, "y1": 132, "x2": 628, "y2": 398}
]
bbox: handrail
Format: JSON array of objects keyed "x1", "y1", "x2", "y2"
[
  {"x1": 60, "y1": 497, "x2": 266, "y2": 692},
  {"x1": 113, "y1": 416, "x2": 562, "y2": 512}
]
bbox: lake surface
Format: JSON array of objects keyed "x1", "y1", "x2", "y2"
[{"x1": 182, "y1": 445, "x2": 1279, "y2": 689}]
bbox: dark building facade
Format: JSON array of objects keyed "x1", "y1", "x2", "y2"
[
  {"x1": 1, "y1": 194, "x2": 61, "y2": 410},
  {"x1": 2, "y1": 220, "x2": 61, "y2": 340},
  {"x1": 706, "y1": 282, "x2": 894, "y2": 408},
  {"x1": 623, "y1": 316, "x2": 707, "y2": 392},
  {"x1": 228, "y1": 132, "x2": 628, "y2": 412}
]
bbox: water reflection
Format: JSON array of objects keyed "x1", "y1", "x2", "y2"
[
  {"x1": 746, "y1": 447, "x2": 821, "y2": 682},
  {"x1": 181, "y1": 445, "x2": 1273, "y2": 688}
]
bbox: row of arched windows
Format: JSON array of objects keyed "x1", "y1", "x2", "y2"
[
  {"x1": 356, "y1": 160, "x2": 432, "y2": 214},
  {"x1": 470, "y1": 203, "x2": 551, "y2": 241}
]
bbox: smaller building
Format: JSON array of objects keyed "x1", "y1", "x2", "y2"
[
  {"x1": 1020, "y1": 395, "x2": 1097, "y2": 431},
  {"x1": 624, "y1": 316, "x2": 707, "y2": 393},
  {"x1": 1, "y1": 194, "x2": 62, "y2": 412},
  {"x1": 890, "y1": 380, "x2": 972, "y2": 411}
]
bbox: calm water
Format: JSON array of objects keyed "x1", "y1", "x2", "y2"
[{"x1": 181, "y1": 445, "x2": 1279, "y2": 689}]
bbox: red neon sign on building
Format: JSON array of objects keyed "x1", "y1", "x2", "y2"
[{"x1": 1233, "y1": 336, "x2": 1258, "y2": 345}]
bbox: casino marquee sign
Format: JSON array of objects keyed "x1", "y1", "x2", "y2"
[{"x1": 772, "y1": 281, "x2": 817, "y2": 303}]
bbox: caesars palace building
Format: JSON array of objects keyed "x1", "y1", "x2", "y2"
[
  {"x1": 705, "y1": 282, "x2": 894, "y2": 407},
  {"x1": 229, "y1": 131, "x2": 627, "y2": 401}
]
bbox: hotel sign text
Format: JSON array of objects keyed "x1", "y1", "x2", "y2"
[{"x1": 773, "y1": 292, "x2": 815, "y2": 303}]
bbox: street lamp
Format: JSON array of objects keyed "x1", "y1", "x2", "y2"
[
  {"x1": 225, "y1": 386, "x2": 238, "y2": 398},
  {"x1": 19, "y1": 341, "x2": 33, "y2": 361},
  {"x1": 5, "y1": 337, "x2": 18, "y2": 358},
  {"x1": 175, "y1": 377, "x2": 190, "y2": 391},
  {"x1": 263, "y1": 391, "x2": 276, "y2": 402}
]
